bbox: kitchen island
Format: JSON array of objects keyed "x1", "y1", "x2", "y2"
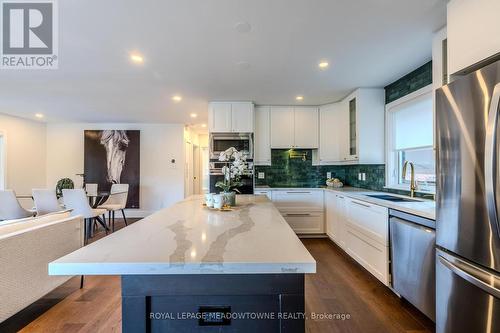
[{"x1": 49, "y1": 195, "x2": 316, "y2": 332}]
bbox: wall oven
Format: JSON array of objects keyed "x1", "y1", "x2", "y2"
[{"x1": 210, "y1": 133, "x2": 253, "y2": 159}]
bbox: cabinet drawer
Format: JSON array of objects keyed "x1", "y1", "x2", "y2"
[
  {"x1": 281, "y1": 212, "x2": 324, "y2": 234},
  {"x1": 272, "y1": 190, "x2": 323, "y2": 210},
  {"x1": 345, "y1": 225, "x2": 389, "y2": 285},
  {"x1": 346, "y1": 198, "x2": 388, "y2": 245}
]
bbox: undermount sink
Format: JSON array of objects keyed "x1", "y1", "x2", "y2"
[{"x1": 365, "y1": 194, "x2": 420, "y2": 203}]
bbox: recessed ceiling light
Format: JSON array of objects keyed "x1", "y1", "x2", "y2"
[
  {"x1": 35, "y1": 113, "x2": 44, "y2": 119},
  {"x1": 201, "y1": 124, "x2": 207, "y2": 128},
  {"x1": 190, "y1": 113, "x2": 197, "y2": 118},
  {"x1": 130, "y1": 53, "x2": 144, "y2": 64},
  {"x1": 172, "y1": 95, "x2": 182, "y2": 102},
  {"x1": 235, "y1": 21, "x2": 252, "y2": 33},
  {"x1": 318, "y1": 61, "x2": 329, "y2": 69},
  {"x1": 296, "y1": 96, "x2": 304, "y2": 101}
]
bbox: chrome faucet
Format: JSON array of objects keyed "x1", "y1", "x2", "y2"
[{"x1": 402, "y1": 161, "x2": 417, "y2": 197}]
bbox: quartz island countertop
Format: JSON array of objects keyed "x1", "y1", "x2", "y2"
[{"x1": 49, "y1": 195, "x2": 316, "y2": 276}]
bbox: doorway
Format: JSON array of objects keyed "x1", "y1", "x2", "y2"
[
  {"x1": 193, "y1": 144, "x2": 200, "y2": 194},
  {"x1": 184, "y1": 134, "x2": 209, "y2": 197},
  {"x1": 184, "y1": 141, "x2": 193, "y2": 198}
]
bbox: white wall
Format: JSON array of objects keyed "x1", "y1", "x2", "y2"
[
  {"x1": 198, "y1": 134, "x2": 209, "y2": 148},
  {"x1": 448, "y1": 0, "x2": 500, "y2": 74},
  {"x1": 0, "y1": 114, "x2": 47, "y2": 208},
  {"x1": 46, "y1": 123, "x2": 185, "y2": 217}
]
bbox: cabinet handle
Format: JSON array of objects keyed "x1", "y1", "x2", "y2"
[
  {"x1": 286, "y1": 191, "x2": 312, "y2": 194},
  {"x1": 337, "y1": 195, "x2": 344, "y2": 199},
  {"x1": 351, "y1": 200, "x2": 370, "y2": 208},
  {"x1": 285, "y1": 213, "x2": 312, "y2": 217}
]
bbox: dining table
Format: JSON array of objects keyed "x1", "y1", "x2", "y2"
[{"x1": 86, "y1": 191, "x2": 111, "y2": 208}]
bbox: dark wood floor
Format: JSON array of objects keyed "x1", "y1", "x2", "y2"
[
  {"x1": 1, "y1": 220, "x2": 435, "y2": 333},
  {"x1": 302, "y1": 239, "x2": 434, "y2": 333}
]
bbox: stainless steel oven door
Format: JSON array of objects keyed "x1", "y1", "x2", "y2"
[{"x1": 210, "y1": 133, "x2": 253, "y2": 159}]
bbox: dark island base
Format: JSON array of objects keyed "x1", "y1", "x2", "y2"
[{"x1": 122, "y1": 274, "x2": 305, "y2": 333}]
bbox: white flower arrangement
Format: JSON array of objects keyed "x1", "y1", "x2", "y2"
[{"x1": 216, "y1": 147, "x2": 248, "y2": 193}]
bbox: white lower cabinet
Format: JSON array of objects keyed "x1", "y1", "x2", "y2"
[
  {"x1": 259, "y1": 188, "x2": 390, "y2": 285},
  {"x1": 345, "y1": 197, "x2": 389, "y2": 285},
  {"x1": 281, "y1": 211, "x2": 324, "y2": 234},
  {"x1": 272, "y1": 190, "x2": 323, "y2": 210},
  {"x1": 271, "y1": 190, "x2": 324, "y2": 234},
  {"x1": 324, "y1": 191, "x2": 390, "y2": 286},
  {"x1": 325, "y1": 191, "x2": 347, "y2": 249},
  {"x1": 346, "y1": 198, "x2": 389, "y2": 245},
  {"x1": 345, "y1": 225, "x2": 390, "y2": 285}
]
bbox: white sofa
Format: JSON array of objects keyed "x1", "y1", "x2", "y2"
[{"x1": 0, "y1": 211, "x2": 84, "y2": 323}]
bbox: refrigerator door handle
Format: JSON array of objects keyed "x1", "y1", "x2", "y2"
[
  {"x1": 438, "y1": 255, "x2": 500, "y2": 299},
  {"x1": 485, "y1": 83, "x2": 500, "y2": 238}
]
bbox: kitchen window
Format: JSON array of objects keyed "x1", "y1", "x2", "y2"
[{"x1": 386, "y1": 86, "x2": 435, "y2": 193}]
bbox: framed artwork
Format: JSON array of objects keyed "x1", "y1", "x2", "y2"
[{"x1": 84, "y1": 130, "x2": 140, "y2": 208}]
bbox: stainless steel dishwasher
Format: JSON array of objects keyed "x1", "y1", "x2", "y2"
[{"x1": 389, "y1": 209, "x2": 436, "y2": 321}]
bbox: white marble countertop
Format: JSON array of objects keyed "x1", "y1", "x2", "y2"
[
  {"x1": 323, "y1": 187, "x2": 435, "y2": 220},
  {"x1": 49, "y1": 195, "x2": 316, "y2": 276},
  {"x1": 255, "y1": 186, "x2": 435, "y2": 220}
]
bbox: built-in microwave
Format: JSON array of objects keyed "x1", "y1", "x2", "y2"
[{"x1": 210, "y1": 133, "x2": 253, "y2": 159}]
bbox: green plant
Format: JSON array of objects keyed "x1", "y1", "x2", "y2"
[{"x1": 56, "y1": 178, "x2": 74, "y2": 198}]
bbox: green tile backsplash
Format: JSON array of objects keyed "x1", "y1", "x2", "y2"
[
  {"x1": 255, "y1": 61, "x2": 435, "y2": 196},
  {"x1": 255, "y1": 149, "x2": 385, "y2": 190},
  {"x1": 384, "y1": 61, "x2": 432, "y2": 104}
]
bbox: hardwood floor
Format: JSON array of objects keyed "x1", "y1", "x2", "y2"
[
  {"x1": 2, "y1": 224, "x2": 435, "y2": 333},
  {"x1": 302, "y1": 239, "x2": 434, "y2": 333}
]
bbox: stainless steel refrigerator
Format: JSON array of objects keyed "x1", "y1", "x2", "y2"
[{"x1": 436, "y1": 60, "x2": 500, "y2": 333}]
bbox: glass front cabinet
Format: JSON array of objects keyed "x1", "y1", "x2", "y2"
[{"x1": 347, "y1": 97, "x2": 358, "y2": 160}]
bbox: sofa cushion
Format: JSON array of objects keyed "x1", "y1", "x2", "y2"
[{"x1": 0, "y1": 210, "x2": 72, "y2": 239}]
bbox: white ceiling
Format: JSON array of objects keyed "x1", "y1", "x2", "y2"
[{"x1": 0, "y1": 0, "x2": 446, "y2": 126}]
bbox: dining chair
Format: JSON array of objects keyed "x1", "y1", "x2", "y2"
[
  {"x1": 0, "y1": 190, "x2": 34, "y2": 221},
  {"x1": 32, "y1": 189, "x2": 64, "y2": 216},
  {"x1": 62, "y1": 189, "x2": 108, "y2": 244},
  {"x1": 98, "y1": 184, "x2": 129, "y2": 232},
  {"x1": 85, "y1": 183, "x2": 98, "y2": 195}
]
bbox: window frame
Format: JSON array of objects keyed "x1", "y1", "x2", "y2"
[{"x1": 385, "y1": 85, "x2": 435, "y2": 194}]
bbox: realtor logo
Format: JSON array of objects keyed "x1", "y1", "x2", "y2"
[{"x1": 1, "y1": 0, "x2": 58, "y2": 69}]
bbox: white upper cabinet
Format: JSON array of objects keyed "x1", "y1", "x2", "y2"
[
  {"x1": 270, "y1": 107, "x2": 295, "y2": 148},
  {"x1": 209, "y1": 102, "x2": 232, "y2": 132},
  {"x1": 254, "y1": 106, "x2": 271, "y2": 165},
  {"x1": 231, "y1": 102, "x2": 254, "y2": 132},
  {"x1": 447, "y1": 0, "x2": 500, "y2": 75},
  {"x1": 270, "y1": 106, "x2": 319, "y2": 149},
  {"x1": 319, "y1": 103, "x2": 342, "y2": 164},
  {"x1": 294, "y1": 107, "x2": 319, "y2": 148},
  {"x1": 338, "y1": 89, "x2": 385, "y2": 164},
  {"x1": 208, "y1": 102, "x2": 254, "y2": 133}
]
